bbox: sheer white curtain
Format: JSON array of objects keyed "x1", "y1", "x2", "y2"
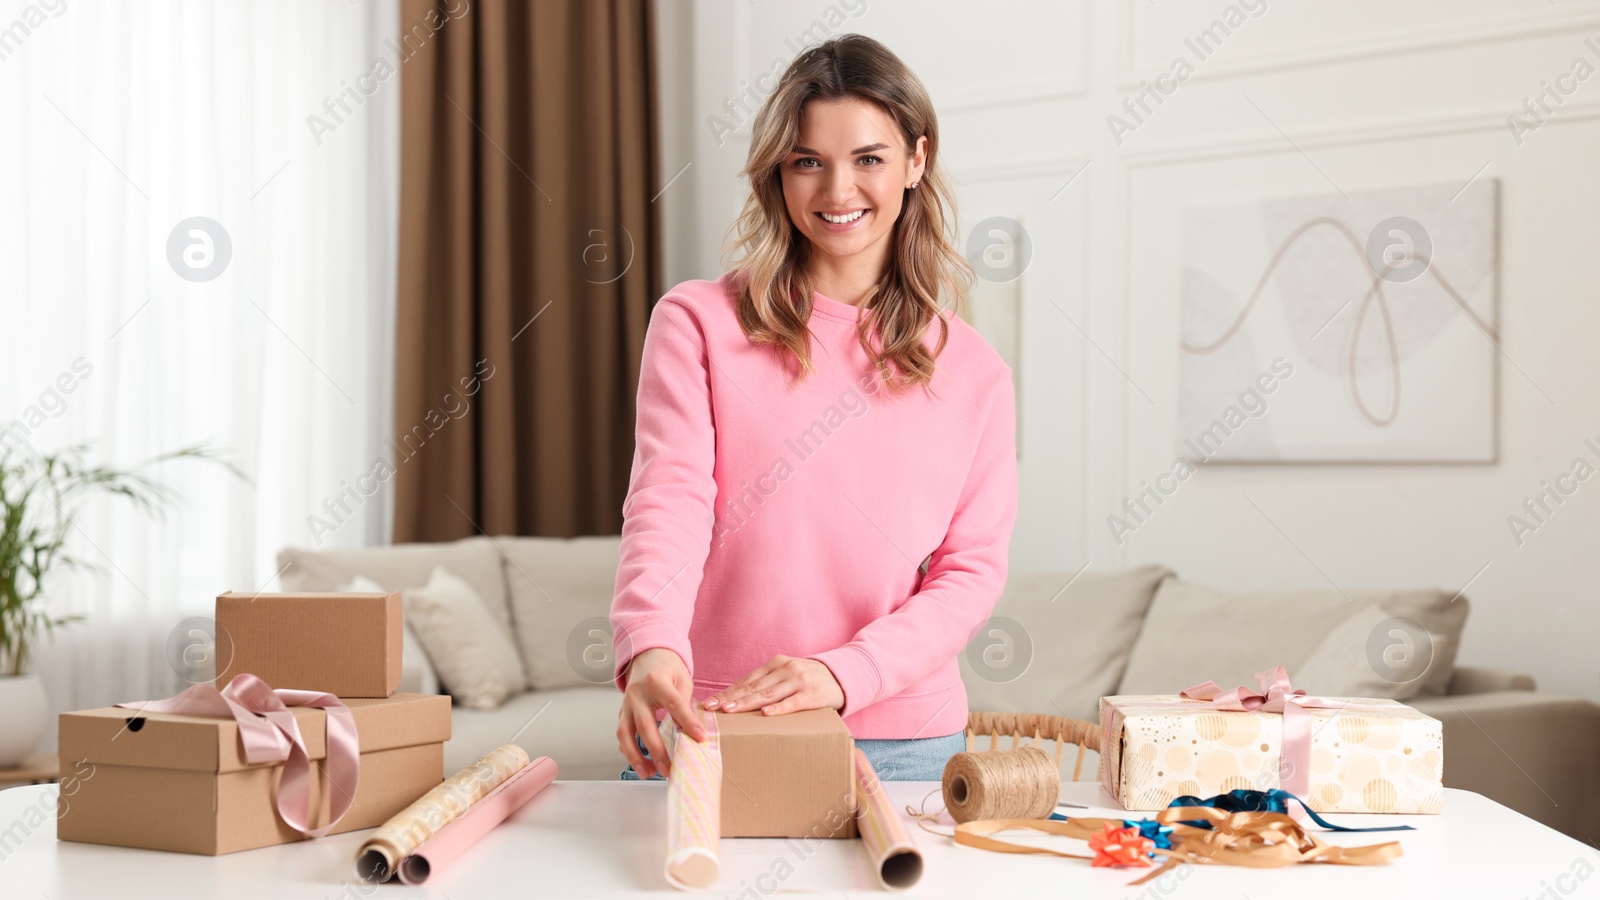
[{"x1": 0, "y1": 0, "x2": 399, "y2": 733}]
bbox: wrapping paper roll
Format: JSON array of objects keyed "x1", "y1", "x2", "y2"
[
  {"x1": 664, "y1": 712, "x2": 721, "y2": 891},
  {"x1": 852, "y1": 747, "x2": 924, "y2": 890},
  {"x1": 356, "y1": 743, "x2": 531, "y2": 882},
  {"x1": 397, "y1": 755, "x2": 559, "y2": 884}
]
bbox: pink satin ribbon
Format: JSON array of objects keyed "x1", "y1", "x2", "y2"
[
  {"x1": 115, "y1": 673, "x2": 360, "y2": 837},
  {"x1": 1180, "y1": 665, "x2": 1343, "y2": 802}
]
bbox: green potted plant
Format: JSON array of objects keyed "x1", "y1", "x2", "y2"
[{"x1": 0, "y1": 442, "x2": 243, "y2": 767}]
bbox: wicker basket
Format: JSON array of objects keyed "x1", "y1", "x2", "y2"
[{"x1": 964, "y1": 711, "x2": 1101, "y2": 782}]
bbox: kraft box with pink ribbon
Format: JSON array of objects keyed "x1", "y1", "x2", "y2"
[
  {"x1": 57, "y1": 674, "x2": 451, "y2": 855},
  {"x1": 1098, "y1": 666, "x2": 1444, "y2": 815}
]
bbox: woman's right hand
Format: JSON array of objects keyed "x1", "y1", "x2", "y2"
[{"x1": 617, "y1": 647, "x2": 707, "y2": 779}]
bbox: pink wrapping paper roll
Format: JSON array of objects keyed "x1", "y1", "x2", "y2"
[
  {"x1": 853, "y1": 747, "x2": 924, "y2": 890},
  {"x1": 397, "y1": 756, "x2": 559, "y2": 885},
  {"x1": 355, "y1": 744, "x2": 529, "y2": 882},
  {"x1": 664, "y1": 712, "x2": 721, "y2": 891}
]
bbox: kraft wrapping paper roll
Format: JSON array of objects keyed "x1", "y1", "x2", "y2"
[
  {"x1": 852, "y1": 747, "x2": 924, "y2": 890},
  {"x1": 356, "y1": 743, "x2": 531, "y2": 882},
  {"x1": 397, "y1": 755, "x2": 559, "y2": 884},
  {"x1": 664, "y1": 712, "x2": 721, "y2": 891}
]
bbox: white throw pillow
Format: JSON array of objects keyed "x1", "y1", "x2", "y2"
[
  {"x1": 1293, "y1": 602, "x2": 1460, "y2": 700},
  {"x1": 340, "y1": 576, "x2": 441, "y2": 696},
  {"x1": 403, "y1": 566, "x2": 529, "y2": 709}
]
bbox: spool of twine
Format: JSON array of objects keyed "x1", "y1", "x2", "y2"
[{"x1": 941, "y1": 747, "x2": 1060, "y2": 823}]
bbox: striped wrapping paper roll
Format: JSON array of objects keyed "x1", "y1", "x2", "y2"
[
  {"x1": 664, "y1": 712, "x2": 722, "y2": 891},
  {"x1": 853, "y1": 747, "x2": 925, "y2": 890}
]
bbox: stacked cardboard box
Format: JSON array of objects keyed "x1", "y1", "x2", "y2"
[{"x1": 58, "y1": 591, "x2": 451, "y2": 855}]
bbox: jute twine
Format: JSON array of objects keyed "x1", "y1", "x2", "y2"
[{"x1": 917, "y1": 747, "x2": 1060, "y2": 828}]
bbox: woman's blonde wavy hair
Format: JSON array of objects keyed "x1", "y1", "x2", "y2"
[{"x1": 720, "y1": 34, "x2": 974, "y2": 395}]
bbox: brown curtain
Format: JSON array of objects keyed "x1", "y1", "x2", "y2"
[{"x1": 392, "y1": 0, "x2": 660, "y2": 542}]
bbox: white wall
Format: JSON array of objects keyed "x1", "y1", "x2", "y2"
[{"x1": 653, "y1": 0, "x2": 1600, "y2": 704}]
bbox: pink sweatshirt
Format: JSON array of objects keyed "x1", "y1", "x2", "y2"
[{"x1": 610, "y1": 274, "x2": 1017, "y2": 740}]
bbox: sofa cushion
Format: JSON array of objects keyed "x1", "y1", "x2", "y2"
[
  {"x1": 444, "y1": 685, "x2": 626, "y2": 780},
  {"x1": 277, "y1": 535, "x2": 513, "y2": 630},
  {"x1": 960, "y1": 565, "x2": 1173, "y2": 721},
  {"x1": 498, "y1": 535, "x2": 622, "y2": 690},
  {"x1": 1116, "y1": 578, "x2": 1469, "y2": 700},
  {"x1": 404, "y1": 566, "x2": 529, "y2": 708}
]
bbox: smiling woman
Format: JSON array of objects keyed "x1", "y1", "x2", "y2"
[{"x1": 611, "y1": 34, "x2": 1017, "y2": 784}]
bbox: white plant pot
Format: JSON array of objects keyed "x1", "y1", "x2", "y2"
[{"x1": 0, "y1": 674, "x2": 49, "y2": 767}]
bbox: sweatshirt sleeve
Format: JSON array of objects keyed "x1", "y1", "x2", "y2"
[
  {"x1": 610, "y1": 297, "x2": 719, "y2": 692},
  {"x1": 808, "y1": 371, "x2": 1018, "y2": 718}
]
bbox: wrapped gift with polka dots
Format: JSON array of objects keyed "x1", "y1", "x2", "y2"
[{"x1": 1097, "y1": 687, "x2": 1444, "y2": 814}]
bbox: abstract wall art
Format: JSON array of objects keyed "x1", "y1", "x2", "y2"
[{"x1": 1177, "y1": 178, "x2": 1499, "y2": 462}]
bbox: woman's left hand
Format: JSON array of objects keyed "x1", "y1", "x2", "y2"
[{"x1": 703, "y1": 655, "x2": 844, "y2": 715}]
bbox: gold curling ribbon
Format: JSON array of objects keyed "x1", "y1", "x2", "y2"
[{"x1": 951, "y1": 804, "x2": 1404, "y2": 886}]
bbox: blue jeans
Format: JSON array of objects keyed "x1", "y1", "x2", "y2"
[
  {"x1": 618, "y1": 732, "x2": 666, "y2": 781},
  {"x1": 620, "y1": 729, "x2": 965, "y2": 782},
  {"x1": 856, "y1": 731, "x2": 967, "y2": 781}
]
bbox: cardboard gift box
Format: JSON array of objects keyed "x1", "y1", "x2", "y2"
[
  {"x1": 216, "y1": 590, "x2": 403, "y2": 698},
  {"x1": 717, "y1": 708, "x2": 857, "y2": 838},
  {"x1": 1098, "y1": 692, "x2": 1444, "y2": 814},
  {"x1": 58, "y1": 691, "x2": 450, "y2": 855}
]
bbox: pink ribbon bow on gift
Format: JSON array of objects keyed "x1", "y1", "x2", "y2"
[
  {"x1": 115, "y1": 673, "x2": 360, "y2": 838},
  {"x1": 1179, "y1": 665, "x2": 1343, "y2": 802}
]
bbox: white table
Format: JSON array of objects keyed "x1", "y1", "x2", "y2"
[{"x1": 2, "y1": 780, "x2": 1596, "y2": 898}]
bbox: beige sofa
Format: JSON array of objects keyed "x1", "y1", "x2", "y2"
[{"x1": 276, "y1": 537, "x2": 1600, "y2": 845}]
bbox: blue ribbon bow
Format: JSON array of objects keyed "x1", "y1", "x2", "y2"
[{"x1": 1121, "y1": 816, "x2": 1175, "y2": 850}]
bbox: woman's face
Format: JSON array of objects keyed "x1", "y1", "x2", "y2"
[{"x1": 781, "y1": 97, "x2": 926, "y2": 265}]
